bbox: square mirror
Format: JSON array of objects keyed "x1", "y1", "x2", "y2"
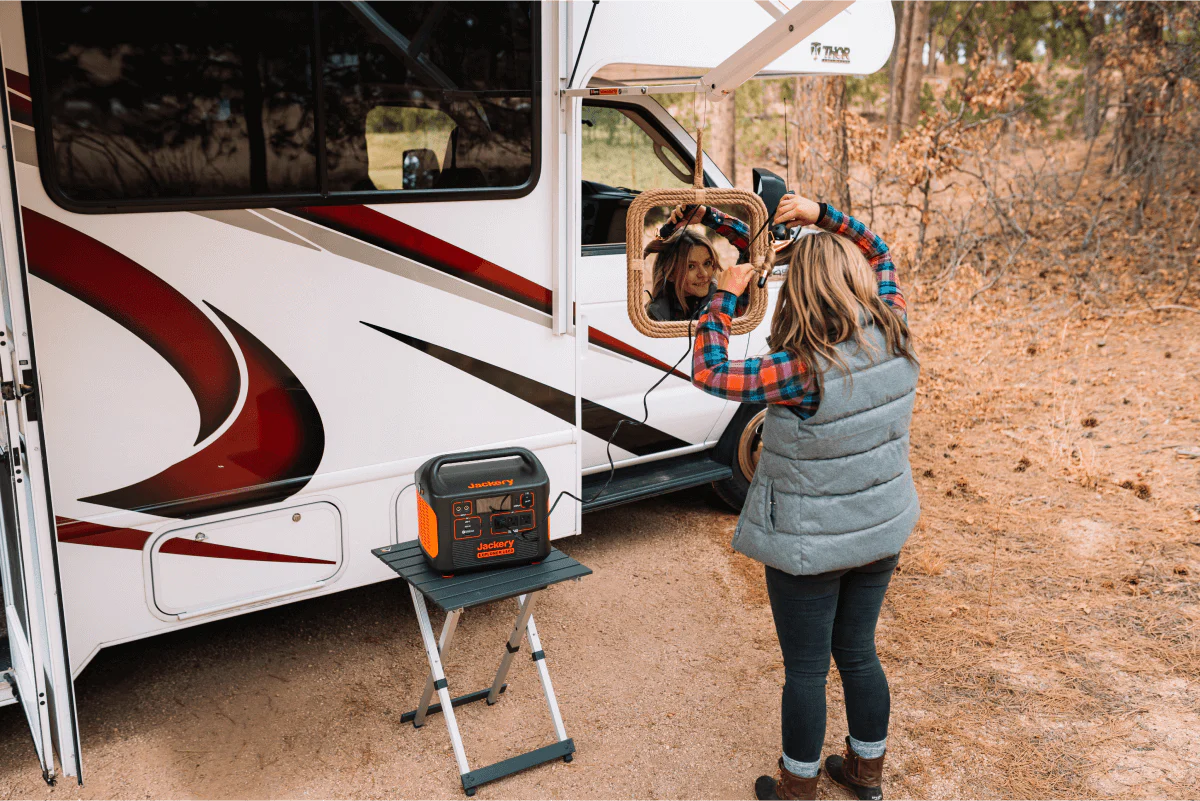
[{"x1": 625, "y1": 188, "x2": 771, "y2": 338}]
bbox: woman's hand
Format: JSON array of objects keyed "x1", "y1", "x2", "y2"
[
  {"x1": 716, "y1": 262, "x2": 756, "y2": 297},
  {"x1": 774, "y1": 193, "x2": 821, "y2": 228},
  {"x1": 667, "y1": 204, "x2": 706, "y2": 228}
]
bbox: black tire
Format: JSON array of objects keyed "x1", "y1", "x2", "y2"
[{"x1": 711, "y1": 404, "x2": 767, "y2": 512}]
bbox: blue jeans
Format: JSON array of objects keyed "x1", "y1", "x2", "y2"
[{"x1": 764, "y1": 553, "x2": 899, "y2": 764}]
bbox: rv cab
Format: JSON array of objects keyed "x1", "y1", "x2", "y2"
[{"x1": 0, "y1": 0, "x2": 891, "y2": 783}]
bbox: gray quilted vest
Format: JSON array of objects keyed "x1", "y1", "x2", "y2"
[{"x1": 732, "y1": 323, "x2": 920, "y2": 575}]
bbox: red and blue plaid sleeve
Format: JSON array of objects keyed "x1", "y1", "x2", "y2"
[
  {"x1": 817, "y1": 204, "x2": 907, "y2": 322},
  {"x1": 702, "y1": 207, "x2": 750, "y2": 254},
  {"x1": 692, "y1": 290, "x2": 819, "y2": 413}
]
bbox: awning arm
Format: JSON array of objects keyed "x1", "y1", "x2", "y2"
[{"x1": 699, "y1": 0, "x2": 851, "y2": 100}]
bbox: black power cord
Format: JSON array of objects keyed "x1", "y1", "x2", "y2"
[
  {"x1": 549, "y1": 299, "x2": 706, "y2": 517},
  {"x1": 566, "y1": 0, "x2": 600, "y2": 90},
  {"x1": 549, "y1": 196, "x2": 787, "y2": 518}
]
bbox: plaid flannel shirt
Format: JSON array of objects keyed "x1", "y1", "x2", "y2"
[{"x1": 692, "y1": 203, "x2": 907, "y2": 419}]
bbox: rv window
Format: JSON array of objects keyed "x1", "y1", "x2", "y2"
[
  {"x1": 319, "y1": 1, "x2": 536, "y2": 195},
  {"x1": 28, "y1": 2, "x2": 539, "y2": 210},
  {"x1": 581, "y1": 104, "x2": 693, "y2": 249},
  {"x1": 32, "y1": 2, "x2": 319, "y2": 203},
  {"x1": 582, "y1": 106, "x2": 690, "y2": 193}
]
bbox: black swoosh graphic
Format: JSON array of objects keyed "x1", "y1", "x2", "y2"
[{"x1": 362, "y1": 322, "x2": 687, "y2": 457}]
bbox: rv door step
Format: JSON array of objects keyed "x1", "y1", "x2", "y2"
[{"x1": 582, "y1": 451, "x2": 732, "y2": 513}]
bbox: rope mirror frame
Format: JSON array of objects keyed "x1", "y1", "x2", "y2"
[{"x1": 625, "y1": 130, "x2": 772, "y2": 339}]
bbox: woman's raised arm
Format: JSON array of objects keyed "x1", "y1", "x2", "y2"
[
  {"x1": 774, "y1": 195, "x2": 907, "y2": 322},
  {"x1": 815, "y1": 204, "x2": 907, "y2": 322}
]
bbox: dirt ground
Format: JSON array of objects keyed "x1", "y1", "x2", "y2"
[{"x1": 0, "y1": 289, "x2": 1197, "y2": 800}]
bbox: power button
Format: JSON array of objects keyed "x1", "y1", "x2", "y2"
[{"x1": 519, "y1": 491, "x2": 534, "y2": 508}]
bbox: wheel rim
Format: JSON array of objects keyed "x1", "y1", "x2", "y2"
[{"x1": 736, "y1": 409, "x2": 768, "y2": 482}]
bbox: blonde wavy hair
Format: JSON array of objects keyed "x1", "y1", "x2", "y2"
[
  {"x1": 645, "y1": 228, "x2": 722, "y2": 311},
  {"x1": 768, "y1": 232, "x2": 915, "y2": 388}
]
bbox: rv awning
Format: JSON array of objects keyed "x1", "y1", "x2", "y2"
[{"x1": 571, "y1": 0, "x2": 895, "y2": 86}]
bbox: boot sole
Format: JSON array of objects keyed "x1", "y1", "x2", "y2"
[{"x1": 829, "y1": 775, "x2": 882, "y2": 801}]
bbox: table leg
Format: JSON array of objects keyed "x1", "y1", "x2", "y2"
[
  {"x1": 486, "y1": 593, "x2": 536, "y2": 704},
  {"x1": 409, "y1": 584, "x2": 470, "y2": 778},
  {"x1": 525, "y1": 613, "x2": 569, "y2": 745},
  {"x1": 414, "y1": 607, "x2": 461, "y2": 728}
]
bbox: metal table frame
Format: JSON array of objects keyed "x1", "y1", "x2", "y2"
[{"x1": 372, "y1": 542, "x2": 591, "y2": 796}]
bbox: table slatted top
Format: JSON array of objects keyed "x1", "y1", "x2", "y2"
[{"x1": 372, "y1": 541, "x2": 591, "y2": 611}]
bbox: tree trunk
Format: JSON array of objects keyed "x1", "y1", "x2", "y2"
[
  {"x1": 241, "y1": 39, "x2": 267, "y2": 194},
  {"x1": 1082, "y1": 5, "x2": 1106, "y2": 138},
  {"x1": 1112, "y1": 2, "x2": 1163, "y2": 176},
  {"x1": 709, "y1": 89, "x2": 738, "y2": 187},
  {"x1": 900, "y1": 1, "x2": 932, "y2": 132},
  {"x1": 887, "y1": 1, "x2": 913, "y2": 144},
  {"x1": 924, "y1": 3, "x2": 936, "y2": 75},
  {"x1": 887, "y1": 0, "x2": 904, "y2": 80},
  {"x1": 828, "y1": 76, "x2": 852, "y2": 214},
  {"x1": 790, "y1": 77, "x2": 838, "y2": 199}
]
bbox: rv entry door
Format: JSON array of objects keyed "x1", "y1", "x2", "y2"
[{"x1": 0, "y1": 84, "x2": 82, "y2": 785}]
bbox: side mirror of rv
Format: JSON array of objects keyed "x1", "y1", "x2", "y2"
[
  {"x1": 402, "y1": 148, "x2": 440, "y2": 190},
  {"x1": 753, "y1": 167, "x2": 791, "y2": 243},
  {"x1": 625, "y1": 191, "x2": 771, "y2": 338}
]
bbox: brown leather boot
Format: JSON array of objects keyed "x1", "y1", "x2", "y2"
[
  {"x1": 824, "y1": 737, "x2": 885, "y2": 800},
  {"x1": 754, "y1": 757, "x2": 820, "y2": 800}
]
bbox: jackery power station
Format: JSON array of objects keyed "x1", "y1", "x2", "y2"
[{"x1": 415, "y1": 448, "x2": 551, "y2": 575}]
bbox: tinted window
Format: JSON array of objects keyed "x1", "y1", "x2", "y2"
[
  {"x1": 320, "y1": 2, "x2": 536, "y2": 193},
  {"x1": 34, "y1": 2, "x2": 318, "y2": 202},
  {"x1": 582, "y1": 106, "x2": 690, "y2": 192},
  {"x1": 29, "y1": 2, "x2": 538, "y2": 209},
  {"x1": 580, "y1": 104, "x2": 692, "y2": 247}
]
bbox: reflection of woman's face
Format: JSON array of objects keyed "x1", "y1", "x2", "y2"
[{"x1": 679, "y1": 245, "x2": 716, "y2": 298}]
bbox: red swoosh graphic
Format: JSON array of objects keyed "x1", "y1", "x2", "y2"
[
  {"x1": 289, "y1": 205, "x2": 689, "y2": 380},
  {"x1": 157, "y1": 538, "x2": 335, "y2": 564},
  {"x1": 291, "y1": 205, "x2": 553, "y2": 314},
  {"x1": 5, "y1": 69, "x2": 30, "y2": 97},
  {"x1": 81, "y1": 304, "x2": 325, "y2": 519},
  {"x1": 588, "y1": 328, "x2": 690, "y2": 381},
  {"x1": 56, "y1": 517, "x2": 333, "y2": 564},
  {"x1": 22, "y1": 208, "x2": 240, "y2": 444},
  {"x1": 8, "y1": 91, "x2": 32, "y2": 127},
  {"x1": 56, "y1": 516, "x2": 151, "y2": 550}
]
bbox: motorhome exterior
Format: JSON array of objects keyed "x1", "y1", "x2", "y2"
[{"x1": 0, "y1": 0, "x2": 892, "y2": 782}]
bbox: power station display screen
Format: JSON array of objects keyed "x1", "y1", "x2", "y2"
[{"x1": 475, "y1": 494, "x2": 512, "y2": 514}]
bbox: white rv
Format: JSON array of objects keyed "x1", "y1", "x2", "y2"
[{"x1": 0, "y1": 0, "x2": 892, "y2": 783}]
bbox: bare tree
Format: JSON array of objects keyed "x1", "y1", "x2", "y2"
[
  {"x1": 790, "y1": 77, "x2": 841, "y2": 201},
  {"x1": 709, "y1": 89, "x2": 738, "y2": 187},
  {"x1": 887, "y1": 1, "x2": 914, "y2": 143},
  {"x1": 900, "y1": 1, "x2": 933, "y2": 132},
  {"x1": 883, "y1": 0, "x2": 939, "y2": 145},
  {"x1": 829, "y1": 76, "x2": 852, "y2": 213},
  {"x1": 1082, "y1": 2, "x2": 1107, "y2": 139}
]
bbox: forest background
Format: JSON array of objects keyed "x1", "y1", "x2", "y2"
[{"x1": 661, "y1": 3, "x2": 1200, "y2": 796}]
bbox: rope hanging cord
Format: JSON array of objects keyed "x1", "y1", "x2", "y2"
[{"x1": 626, "y1": 128, "x2": 771, "y2": 339}]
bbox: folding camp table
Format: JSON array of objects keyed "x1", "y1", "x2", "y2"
[{"x1": 372, "y1": 541, "x2": 591, "y2": 795}]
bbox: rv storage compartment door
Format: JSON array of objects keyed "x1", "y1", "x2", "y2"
[{"x1": 149, "y1": 502, "x2": 343, "y2": 619}]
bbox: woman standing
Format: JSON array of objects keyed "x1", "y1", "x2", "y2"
[{"x1": 692, "y1": 194, "x2": 919, "y2": 801}]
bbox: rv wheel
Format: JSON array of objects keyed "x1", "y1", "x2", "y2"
[{"x1": 712, "y1": 407, "x2": 767, "y2": 512}]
